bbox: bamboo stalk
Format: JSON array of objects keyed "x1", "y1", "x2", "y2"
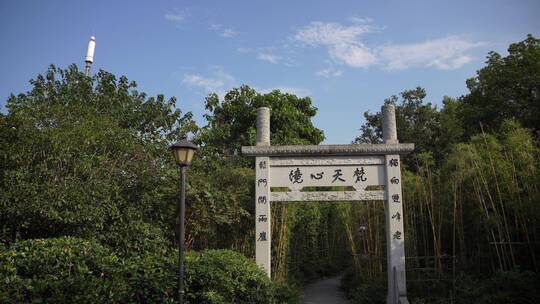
[{"x1": 480, "y1": 127, "x2": 516, "y2": 269}]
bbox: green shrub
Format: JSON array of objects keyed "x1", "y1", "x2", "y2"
[
  {"x1": 122, "y1": 253, "x2": 176, "y2": 303},
  {"x1": 0, "y1": 237, "x2": 128, "y2": 303},
  {"x1": 271, "y1": 280, "x2": 300, "y2": 304},
  {"x1": 0, "y1": 238, "x2": 174, "y2": 303},
  {"x1": 341, "y1": 270, "x2": 386, "y2": 304},
  {"x1": 348, "y1": 282, "x2": 386, "y2": 304},
  {"x1": 97, "y1": 219, "x2": 171, "y2": 257},
  {"x1": 0, "y1": 238, "x2": 293, "y2": 303},
  {"x1": 340, "y1": 269, "x2": 540, "y2": 304},
  {"x1": 456, "y1": 270, "x2": 540, "y2": 304},
  {"x1": 185, "y1": 249, "x2": 273, "y2": 303}
]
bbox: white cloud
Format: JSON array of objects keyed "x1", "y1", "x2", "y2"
[
  {"x1": 257, "y1": 52, "x2": 280, "y2": 64},
  {"x1": 210, "y1": 24, "x2": 239, "y2": 38},
  {"x1": 316, "y1": 67, "x2": 343, "y2": 78},
  {"x1": 164, "y1": 12, "x2": 185, "y2": 22},
  {"x1": 236, "y1": 47, "x2": 252, "y2": 53},
  {"x1": 349, "y1": 16, "x2": 374, "y2": 24},
  {"x1": 220, "y1": 28, "x2": 239, "y2": 38},
  {"x1": 293, "y1": 19, "x2": 484, "y2": 71},
  {"x1": 294, "y1": 21, "x2": 372, "y2": 47},
  {"x1": 379, "y1": 36, "x2": 484, "y2": 70},
  {"x1": 237, "y1": 47, "x2": 289, "y2": 65},
  {"x1": 183, "y1": 74, "x2": 223, "y2": 92},
  {"x1": 182, "y1": 69, "x2": 310, "y2": 99},
  {"x1": 330, "y1": 43, "x2": 377, "y2": 67},
  {"x1": 294, "y1": 21, "x2": 377, "y2": 68},
  {"x1": 182, "y1": 68, "x2": 235, "y2": 96}
]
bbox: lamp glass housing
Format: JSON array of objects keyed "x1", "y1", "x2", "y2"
[{"x1": 170, "y1": 139, "x2": 198, "y2": 166}]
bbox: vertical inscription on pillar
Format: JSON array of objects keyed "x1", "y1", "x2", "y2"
[
  {"x1": 387, "y1": 156, "x2": 404, "y2": 244},
  {"x1": 255, "y1": 156, "x2": 271, "y2": 277},
  {"x1": 385, "y1": 154, "x2": 407, "y2": 302}
]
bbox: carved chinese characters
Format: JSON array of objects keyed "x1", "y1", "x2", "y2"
[
  {"x1": 285, "y1": 166, "x2": 375, "y2": 185},
  {"x1": 289, "y1": 168, "x2": 303, "y2": 184},
  {"x1": 384, "y1": 154, "x2": 407, "y2": 302},
  {"x1": 255, "y1": 157, "x2": 271, "y2": 276},
  {"x1": 270, "y1": 163, "x2": 385, "y2": 191},
  {"x1": 386, "y1": 156, "x2": 403, "y2": 245}
]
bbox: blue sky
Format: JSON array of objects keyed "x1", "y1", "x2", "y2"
[{"x1": 1, "y1": 1, "x2": 538, "y2": 143}]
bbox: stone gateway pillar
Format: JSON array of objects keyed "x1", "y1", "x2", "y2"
[
  {"x1": 255, "y1": 107, "x2": 271, "y2": 276},
  {"x1": 242, "y1": 105, "x2": 412, "y2": 304},
  {"x1": 382, "y1": 104, "x2": 409, "y2": 304}
]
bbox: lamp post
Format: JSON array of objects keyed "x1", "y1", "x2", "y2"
[{"x1": 170, "y1": 139, "x2": 198, "y2": 304}]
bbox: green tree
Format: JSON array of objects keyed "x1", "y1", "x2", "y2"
[
  {"x1": 0, "y1": 65, "x2": 196, "y2": 255},
  {"x1": 461, "y1": 34, "x2": 540, "y2": 135},
  {"x1": 437, "y1": 96, "x2": 465, "y2": 156},
  {"x1": 355, "y1": 87, "x2": 449, "y2": 166},
  {"x1": 200, "y1": 85, "x2": 324, "y2": 156},
  {"x1": 185, "y1": 85, "x2": 325, "y2": 252}
]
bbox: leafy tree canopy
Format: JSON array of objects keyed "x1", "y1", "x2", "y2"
[
  {"x1": 0, "y1": 65, "x2": 195, "y2": 253},
  {"x1": 354, "y1": 87, "x2": 458, "y2": 166},
  {"x1": 199, "y1": 85, "x2": 325, "y2": 156},
  {"x1": 355, "y1": 35, "x2": 540, "y2": 167},
  {"x1": 184, "y1": 85, "x2": 325, "y2": 250},
  {"x1": 461, "y1": 34, "x2": 540, "y2": 134}
]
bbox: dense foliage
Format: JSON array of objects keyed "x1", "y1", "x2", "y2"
[
  {"x1": 185, "y1": 250, "x2": 276, "y2": 303},
  {"x1": 0, "y1": 66, "x2": 317, "y2": 302},
  {"x1": 342, "y1": 268, "x2": 540, "y2": 304},
  {"x1": 181, "y1": 85, "x2": 349, "y2": 291},
  {"x1": 0, "y1": 65, "x2": 194, "y2": 254},
  {"x1": 461, "y1": 34, "x2": 540, "y2": 135},
  {"x1": 185, "y1": 85, "x2": 326, "y2": 255},
  {"x1": 0, "y1": 237, "x2": 294, "y2": 303},
  {"x1": 200, "y1": 85, "x2": 324, "y2": 156},
  {"x1": 1, "y1": 237, "x2": 131, "y2": 303}
]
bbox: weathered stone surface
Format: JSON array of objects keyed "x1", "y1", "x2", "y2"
[
  {"x1": 270, "y1": 190, "x2": 385, "y2": 202},
  {"x1": 384, "y1": 154, "x2": 407, "y2": 303},
  {"x1": 382, "y1": 104, "x2": 398, "y2": 144},
  {"x1": 270, "y1": 155, "x2": 384, "y2": 166},
  {"x1": 255, "y1": 156, "x2": 271, "y2": 276},
  {"x1": 242, "y1": 143, "x2": 414, "y2": 156},
  {"x1": 270, "y1": 164, "x2": 385, "y2": 189},
  {"x1": 256, "y1": 107, "x2": 270, "y2": 146}
]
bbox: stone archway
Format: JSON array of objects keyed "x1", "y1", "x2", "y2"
[{"x1": 242, "y1": 105, "x2": 412, "y2": 304}]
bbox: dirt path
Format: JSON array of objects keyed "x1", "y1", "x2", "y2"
[{"x1": 299, "y1": 275, "x2": 349, "y2": 304}]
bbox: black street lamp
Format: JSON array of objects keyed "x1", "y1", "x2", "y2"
[{"x1": 170, "y1": 139, "x2": 198, "y2": 304}]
